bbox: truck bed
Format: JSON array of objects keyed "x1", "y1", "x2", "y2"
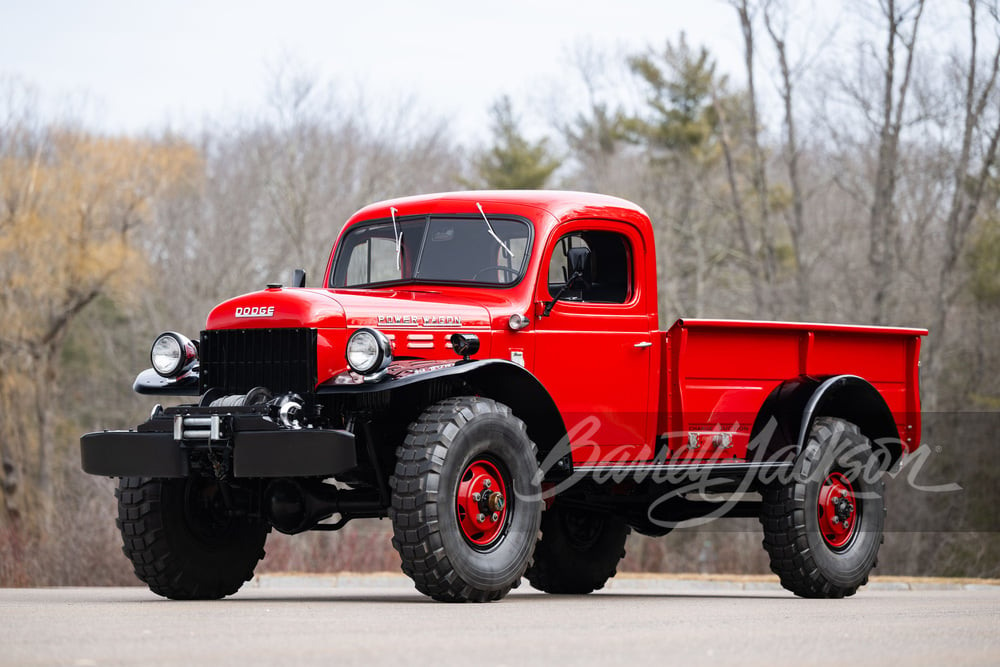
[{"x1": 656, "y1": 319, "x2": 926, "y2": 462}]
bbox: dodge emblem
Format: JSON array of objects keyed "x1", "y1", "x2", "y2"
[{"x1": 235, "y1": 306, "x2": 275, "y2": 318}]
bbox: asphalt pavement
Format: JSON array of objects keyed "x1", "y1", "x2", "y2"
[{"x1": 1, "y1": 574, "x2": 997, "y2": 667}]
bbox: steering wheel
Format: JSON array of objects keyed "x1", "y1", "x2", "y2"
[{"x1": 472, "y1": 266, "x2": 519, "y2": 282}]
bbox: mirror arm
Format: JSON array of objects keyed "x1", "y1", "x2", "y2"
[{"x1": 541, "y1": 270, "x2": 583, "y2": 317}]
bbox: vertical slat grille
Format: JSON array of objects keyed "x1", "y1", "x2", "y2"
[{"x1": 200, "y1": 328, "x2": 318, "y2": 395}]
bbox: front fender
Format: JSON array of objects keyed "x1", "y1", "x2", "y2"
[
  {"x1": 319, "y1": 358, "x2": 486, "y2": 393},
  {"x1": 319, "y1": 359, "x2": 568, "y2": 462},
  {"x1": 133, "y1": 367, "x2": 200, "y2": 395}
]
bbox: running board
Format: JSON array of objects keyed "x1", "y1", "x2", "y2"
[{"x1": 572, "y1": 460, "x2": 792, "y2": 480}]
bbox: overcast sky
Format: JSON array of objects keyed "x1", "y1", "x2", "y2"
[
  {"x1": 0, "y1": 1, "x2": 760, "y2": 138},
  {"x1": 0, "y1": 1, "x2": 972, "y2": 142}
]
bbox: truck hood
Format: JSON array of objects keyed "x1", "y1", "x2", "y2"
[
  {"x1": 207, "y1": 288, "x2": 347, "y2": 329},
  {"x1": 206, "y1": 287, "x2": 492, "y2": 331}
]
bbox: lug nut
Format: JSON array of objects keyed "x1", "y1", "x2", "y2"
[
  {"x1": 476, "y1": 513, "x2": 486, "y2": 523},
  {"x1": 483, "y1": 479, "x2": 492, "y2": 488},
  {"x1": 491, "y1": 512, "x2": 499, "y2": 522},
  {"x1": 472, "y1": 492, "x2": 482, "y2": 502}
]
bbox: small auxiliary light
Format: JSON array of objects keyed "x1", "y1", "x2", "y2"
[{"x1": 450, "y1": 333, "x2": 480, "y2": 360}]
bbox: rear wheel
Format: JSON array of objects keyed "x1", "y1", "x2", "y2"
[
  {"x1": 526, "y1": 503, "x2": 630, "y2": 594},
  {"x1": 759, "y1": 417, "x2": 886, "y2": 598},
  {"x1": 389, "y1": 397, "x2": 542, "y2": 602},
  {"x1": 116, "y1": 477, "x2": 268, "y2": 600}
]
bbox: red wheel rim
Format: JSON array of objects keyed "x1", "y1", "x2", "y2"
[
  {"x1": 818, "y1": 471, "x2": 858, "y2": 549},
  {"x1": 456, "y1": 458, "x2": 509, "y2": 547}
]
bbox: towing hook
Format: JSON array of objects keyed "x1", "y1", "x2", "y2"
[{"x1": 274, "y1": 393, "x2": 305, "y2": 429}]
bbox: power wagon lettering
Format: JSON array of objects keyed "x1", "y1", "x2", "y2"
[{"x1": 376, "y1": 314, "x2": 463, "y2": 326}]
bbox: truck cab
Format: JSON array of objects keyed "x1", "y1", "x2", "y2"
[{"x1": 81, "y1": 190, "x2": 926, "y2": 602}]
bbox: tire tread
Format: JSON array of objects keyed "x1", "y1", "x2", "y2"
[
  {"x1": 758, "y1": 417, "x2": 886, "y2": 599},
  {"x1": 526, "y1": 507, "x2": 629, "y2": 595},
  {"x1": 116, "y1": 477, "x2": 267, "y2": 600},
  {"x1": 388, "y1": 397, "x2": 539, "y2": 602}
]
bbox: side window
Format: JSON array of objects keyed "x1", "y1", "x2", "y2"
[{"x1": 546, "y1": 231, "x2": 631, "y2": 304}]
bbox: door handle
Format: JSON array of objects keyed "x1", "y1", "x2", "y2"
[{"x1": 634, "y1": 341, "x2": 652, "y2": 349}]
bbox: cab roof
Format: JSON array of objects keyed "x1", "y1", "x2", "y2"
[{"x1": 345, "y1": 190, "x2": 651, "y2": 230}]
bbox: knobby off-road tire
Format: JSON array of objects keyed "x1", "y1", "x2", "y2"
[
  {"x1": 389, "y1": 397, "x2": 543, "y2": 602},
  {"x1": 526, "y1": 503, "x2": 630, "y2": 594},
  {"x1": 759, "y1": 417, "x2": 887, "y2": 598},
  {"x1": 116, "y1": 477, "x2": 269, "y2": 600}
]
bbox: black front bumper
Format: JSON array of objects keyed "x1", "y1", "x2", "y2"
[{"x1": 81, "y1": 412, "x2": 357, "y2": 479}]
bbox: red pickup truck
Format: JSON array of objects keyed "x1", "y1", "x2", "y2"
[{"x1": 81, "y1": 191, "x2": 925, "y2": 602}]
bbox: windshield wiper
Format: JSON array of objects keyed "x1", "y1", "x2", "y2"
[
  {"x1": 476, "y1": 202, "x2": 514, "y2": 258},
  {"x1": 390, "y1": 206, "x2": 402, "y2": 271}
]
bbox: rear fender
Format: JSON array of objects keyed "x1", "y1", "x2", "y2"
[{"x1": 750, "y1": 374, "x2": 902, "y2": 466}]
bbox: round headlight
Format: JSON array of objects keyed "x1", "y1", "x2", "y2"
[
  {"x1": 346, "y1": 328, "x2": 392, "y2": 376},
  {"x1": 151, "y1": 332, "x2": 197, "y2": 378}
]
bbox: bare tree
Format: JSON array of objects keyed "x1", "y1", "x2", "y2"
[
  {"x1": 712, "y1": 90, "x2": 772, "y2": 316},
  {"x1": 763, "y1": 1, "x2": 814, "y2": 317},
  {"x1": 731, "y1": 0, "x2": 780, "y2": 316},
  {"x1": 0, "y1": 82, "x2": 199, "y2": 523},
  {"x1": 867, "y1": 0, "x2": 926, "y2": 324},
  {"x1": 921, "y1": 0, "x2": 1000, "y2": 408}
]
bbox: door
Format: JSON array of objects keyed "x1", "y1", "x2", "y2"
[{"x1": 531, "y1": 222, "x2": 654, "y2": 466}]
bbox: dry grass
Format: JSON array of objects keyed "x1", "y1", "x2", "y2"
[
  {"x1": 0, "y1": 474, "x2": 137, "y2": 587},
  {"x1": 259, "y1": 522, "x2": 399, "y2": 574}
]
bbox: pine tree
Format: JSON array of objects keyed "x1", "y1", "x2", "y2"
[
  {"x1": 474, "y1": 96, "x2": 560, "y2": 189},
  {"x1": 623, "y1": 33, "x2": 730, "y2": 159}
]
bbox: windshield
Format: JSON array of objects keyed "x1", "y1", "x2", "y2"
[{"x1": 331, "y1": 215, "x2": 532, "y2": 288}]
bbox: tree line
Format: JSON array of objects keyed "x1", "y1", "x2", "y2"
[{"x1": 0, "y1": 0, "x2": 997, "y2": 582}]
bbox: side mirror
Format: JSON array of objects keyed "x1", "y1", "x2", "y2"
[
  {"x1": 542, "y1": 247, "x2": 592, "y2": 317},
  {"x1": 567, "y1": 247, "x2": 590, "y2": 277},
  {"x1": 292, "y1": 268, "x2": 307, "y2": 288}
]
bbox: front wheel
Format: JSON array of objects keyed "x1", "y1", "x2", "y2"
[
  {"x1": 389, "y1": 397, "x2": 542, "y2": 602},
  {"x1": 116, "y1": 477, "x2": 269, "y2": 600},
  {"x1": 759, "y1": 417, "x2": 886, "y2": 598}
]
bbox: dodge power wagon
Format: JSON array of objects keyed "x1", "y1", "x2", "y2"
[{"x1": 81, "y1": 191, "x2": 926, "y2": 602}]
